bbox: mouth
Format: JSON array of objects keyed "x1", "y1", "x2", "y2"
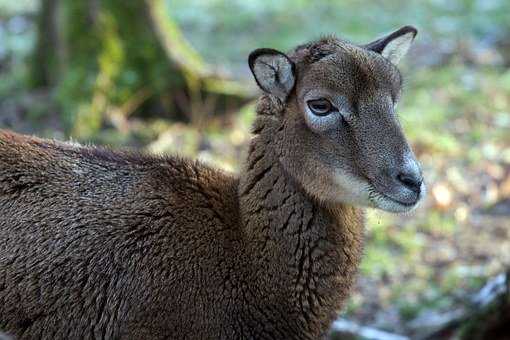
[
  {"x1": 368, "y1": 183, "x2": 425, "y2": 213},
  {"x1": 330, "y1": 168, "x2": 425, "y2": 213},
  {"x1": 378, "y1": 191, "x2": 418, "y2": 207}
]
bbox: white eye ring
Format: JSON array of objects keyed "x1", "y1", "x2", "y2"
[{"x1": 304, "y1": 104, "x2": 342, "y2": 132}]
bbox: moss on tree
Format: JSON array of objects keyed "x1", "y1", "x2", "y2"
[{"x1": 30, "y1": 0, "x2": 249, "y2": 139}]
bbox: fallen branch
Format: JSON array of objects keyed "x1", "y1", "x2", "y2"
[
  {"x1": 330, "y1": 271, "x2": 510, "y2": 340},
  {"x1": 412, "y1": 271, "x2": 510, "y2": 340},
  {"x1": 0, "y1": 332, "x2": 12, "y2": 340},
  {"x1": 329, "y1": 318, "x2": 410, "y2": 340}
]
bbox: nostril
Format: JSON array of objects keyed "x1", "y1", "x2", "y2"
[{"x1": 396, "y1": 172, "x2": 422, "y2": 193}]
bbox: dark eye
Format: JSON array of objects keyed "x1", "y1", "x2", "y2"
[{"x1": 307, "y1": 98, "x2": 334, "y2": 116}]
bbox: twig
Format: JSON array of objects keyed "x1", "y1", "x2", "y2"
[{"x1": 330, "y1": 318, "x2": 410, "y2": 340}]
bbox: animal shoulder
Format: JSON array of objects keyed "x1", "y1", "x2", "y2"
[{"x1": 0, "y1": 130, "x2": 238, "y2": 213}]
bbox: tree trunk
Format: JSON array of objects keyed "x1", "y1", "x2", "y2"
[
  {"x1": 30, "y1": 0, "x2": 250, "y2": 138},
  {"x1": 29, "y1": 0, "x2": 62, "y2": 88}
]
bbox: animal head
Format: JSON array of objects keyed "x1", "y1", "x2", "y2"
[{"x1": 248, "y1": 26, "x2": 425, "y2": 213}]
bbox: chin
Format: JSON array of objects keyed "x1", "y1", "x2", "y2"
[
  {"x1": 368, "y1": 183, "x2": 426, "y2": 213},
  {"x1": 370, "y1": 196, "x2": 419, "y2": 213},
  {"x1": 330, "y1": 171, "x2": 426, "y2": 213}
]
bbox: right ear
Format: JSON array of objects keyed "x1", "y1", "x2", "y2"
[
  {"x1": 364, "y1": 26, "x2": 418, "y2": 65},
  {"x1": 248, "y1": 48, "x2": 296, "y2": 101}
]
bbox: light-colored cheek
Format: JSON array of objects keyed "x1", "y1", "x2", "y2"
[{"x1": 331, "y1": 170, "x2": 373, "y2": 207}]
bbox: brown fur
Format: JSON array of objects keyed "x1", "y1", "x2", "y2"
[
  {"x1": 0, "y1": 126, "x2": 363, "y2": 339},
  {"x1": 0, "y1": 28, "x2": 422, "y2": 339}
]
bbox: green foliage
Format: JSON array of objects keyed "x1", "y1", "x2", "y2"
[
  {"x1": 170, "y1": 0, "x2": 510, "y2": 71},
  {"x1": 55, "y1": 1, "x2": 181, "y2": 138}
]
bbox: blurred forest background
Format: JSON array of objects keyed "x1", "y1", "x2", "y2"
[{"x1": 0, "y1": 0, "x2": 509, "y2": 339}]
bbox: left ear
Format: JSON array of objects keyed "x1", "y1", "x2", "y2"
[
  {"x1": 364, "y1": 25, "x2": 418, "y2": 65},
  {"x1": 248, "y1": 48, "x2": 296, "y2": 101}
]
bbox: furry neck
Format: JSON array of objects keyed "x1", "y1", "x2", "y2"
[{"x1": 238, "y1": 111, "x2": 365, "y2": 335}]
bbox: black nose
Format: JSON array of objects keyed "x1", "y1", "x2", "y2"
[{"x1": 396, "y1": 171, "x2": 423, "y2": 194}]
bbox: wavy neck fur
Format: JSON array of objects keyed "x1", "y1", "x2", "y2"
[{"x1": 237, "y1": 100, "x2": 365, "y2": 339}]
